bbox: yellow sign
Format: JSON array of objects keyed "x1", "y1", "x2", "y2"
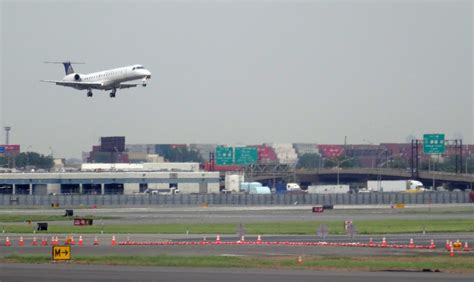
[
  {"x1": 52, "y1": 245, "x2": 71, "y2": 261},
  {"x1": 393, "y1": 203, "x2": 406, "y2": 209}
]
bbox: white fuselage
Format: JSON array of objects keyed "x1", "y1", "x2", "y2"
[{"x1": 63, "y1": 65, "x2": 151, "y2": 90}]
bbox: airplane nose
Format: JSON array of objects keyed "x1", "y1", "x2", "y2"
[{"x1": 144, "y1": 70, "x2": 151, "y2": 79}]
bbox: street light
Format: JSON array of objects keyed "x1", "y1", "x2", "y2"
[
  {"x1": 26, "y1": 146, "x2": 32, "y2": 168},
  {"x1": 326, "y1": 158, "x2": 354, "y2": 186},
  {"x1": 377, "y1": 159, "x2": 393, "y2": 192}
]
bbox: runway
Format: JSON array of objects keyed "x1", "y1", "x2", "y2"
[
  {"x1": 1, "y1": 204, "x2": 473, "y2": 225},
  {"x1": 1, "y1": 205, "x2": 473, "y2": 281},
  {"x1": 1, "y1": 263, "x2": 473, "y2": 282},
  {"x1": 2, "y1": 233, "x2": 474, "y2": 257}
]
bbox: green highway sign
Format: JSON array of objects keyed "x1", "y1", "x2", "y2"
[
  {"x1": 215, "y1": 146, "x2": 234, "y2": 165},
  {"x1": 235, "y1": 147, "x2": 258, "y2": 165},
  {"x1": 423, "y1": 134, "x2": 445, "y2": 154}
]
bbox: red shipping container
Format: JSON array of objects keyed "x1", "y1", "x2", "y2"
[
  {"x1": 318, "y1": 145, "x2": 344, "y2": 158},
  {"x1": 203, "y1": 162, "x2": 242, "y2": 172},
  {"x1": 0, "y1": 144, "x2": 20, "y2": 156}
]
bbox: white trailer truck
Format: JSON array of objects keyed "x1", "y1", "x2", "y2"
[{"x1": 367, "y1": 180, "x2": 424, "y2": 192}]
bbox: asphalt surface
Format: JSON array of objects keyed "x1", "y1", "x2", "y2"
[
  {"x1": 1, "y1": 264, "x2": 473, "y2": 282},
  {"x1": 1, "y1": 205, "x2": 473, "y2": 281},
  {"x1": 1, "y1": 204, "x2": 473, "y2": 225},
  {"x1": 2, "y1": 234, "x2": 474, "y2": 258}
]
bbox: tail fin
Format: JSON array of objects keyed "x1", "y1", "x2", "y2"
[
  {"x1": 44, "y1": 61, "x2": 85, "y2": 75},
  {"x1": 63, "y1": 62, "x2": 74, "y2": 75}
]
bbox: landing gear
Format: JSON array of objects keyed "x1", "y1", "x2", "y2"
[
  {"x1": 87, "y1": 90, "x2": 93, "y2": 97},
  {"x1": 142, "y1": 78, "x2": 147, "y2": 87},
  {"x1": 110, "y1": 89, "x2": 116, "y2": 98}
]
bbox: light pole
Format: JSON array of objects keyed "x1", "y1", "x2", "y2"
[
  {"x1": 466, "y1": 151, "x2": 471, "y2": 174},
  {"x1": 377, "y1": 159, "x2": 393, "y2": 192},
  {"x1": 327, "y1": 158, "x2": 353, "y2": 186},
  {"x1": 26, "y1": 146, "x2": 32, "y2": 169}
]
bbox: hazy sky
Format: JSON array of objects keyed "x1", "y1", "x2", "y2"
[{"x1": 1, "y1": 1, "x2": 472, "y2": 158}]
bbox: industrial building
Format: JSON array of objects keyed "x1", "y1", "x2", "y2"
[{"x1": 0, "y1": 169, "x2": 219, "y2": 195}]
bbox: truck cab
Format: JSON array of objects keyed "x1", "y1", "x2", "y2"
[{"x1": 286, "y1": 183, "x2": 301, "y2": 191}]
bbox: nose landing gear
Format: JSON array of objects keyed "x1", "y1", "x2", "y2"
[
  {"x1": 110, "y1": 89, "x2": 116, "y2": 98},
  {"x1": 87, "y1": 90, "x2": 93, "y2": 97}
]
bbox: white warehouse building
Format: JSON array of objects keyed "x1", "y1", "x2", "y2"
[{"x1": 0, "y1": 170, "x2": 220, "y2": 195}]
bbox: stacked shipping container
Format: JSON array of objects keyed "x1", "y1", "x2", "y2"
[
  {"x1": 256, "y1": 145, "x2": 278, "y2": 164},
  {"x1": 190, "y1": 144, "x2": 217, "y2": 161},
  {"x1": 0, "y1": 145, "x2": 20, "y2": 157},
  {"x1": 293, "y1": 143, "x2": 319, "y2": 157},
  {"x1": 318, "y1": 145, "x2": 344, "y2": 158},
  {"x1": 267, "y1": 143, "x2": 298, "y2": 165}
]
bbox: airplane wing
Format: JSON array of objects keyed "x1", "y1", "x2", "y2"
[
  {"x1": 41, "y1": 80, "x2": 103, "y2": 89},
  {"x1": 118, "y1": 83, "x2": 138, "y2": 89}
]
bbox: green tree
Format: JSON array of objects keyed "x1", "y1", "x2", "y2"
[
  {"x1": 323, "y1": 156, "x2": 355, "y2": 168},
  {"x1": 389, "y1": 157, "x2": 409, "y2": 169},
  {"x1": 296, "y1": 153, "x2": 322, "y2": 169},
  {"x1": 160, "y1": 147, "x2": 203, "y2": 163},
  {"x1": 13, "y1": 152, "x2": 54, "y2": 170}
]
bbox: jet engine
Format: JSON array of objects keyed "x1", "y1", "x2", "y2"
[{"x1": 74, "y1": 74, "x2": 81, "y2": 81}]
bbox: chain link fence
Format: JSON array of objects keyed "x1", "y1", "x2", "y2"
[{"x1": 0, "y1": 192, "x2": 470, "y2": 207}]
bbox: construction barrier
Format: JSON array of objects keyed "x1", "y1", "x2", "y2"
[{"x1": 1, "y1": 236, "x2": 469, "y2": 254}]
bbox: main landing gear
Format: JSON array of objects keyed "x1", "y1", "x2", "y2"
[
  {"x1": 87, "y1": 90, "x2": 93, "y2": 97},
  {"x1": 110, "y1": 89, "x2": 116, "y2": 98}
]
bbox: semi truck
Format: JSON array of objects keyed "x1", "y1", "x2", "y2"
[{"x1": 366, "y1": 180, "x2": 424, "y2": 192}]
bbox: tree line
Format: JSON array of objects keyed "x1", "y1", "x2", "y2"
[{"x1": 0, "y1": 152, "x2": 54, "y2": 170}]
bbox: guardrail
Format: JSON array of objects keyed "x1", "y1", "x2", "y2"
[{"x1": 0, "y1": 192, "x2": 471, "y2": 207}]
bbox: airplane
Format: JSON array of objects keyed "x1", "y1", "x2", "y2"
[{"x1": 41, "y1": 61, "x2": 151, "y2": 98}]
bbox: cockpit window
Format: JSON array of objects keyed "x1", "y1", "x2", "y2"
[{"x1": 136, "y1": 66, "x2": 144, "y2": 69}]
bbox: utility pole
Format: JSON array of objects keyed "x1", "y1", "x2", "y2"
[
  {"x1": 4, "y1": 126, "x2": 11, "y2": 145},
  {"x1": 3, "y1": 127, "x2": 12, "y2": 168}
]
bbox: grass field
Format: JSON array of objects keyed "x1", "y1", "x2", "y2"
[
  {"x1": 2, "y1": 254, "x2": 473, "y2": 273},
  {"x1": 1, "y1": 218, "x2": 474, "y2": 234}
]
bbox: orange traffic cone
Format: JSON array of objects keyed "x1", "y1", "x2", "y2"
[
  {"x1": 5, "y1": 236, "x2": 11, "y2": 246},
  {"x1": 463, "y1": 242, "x2": 470, "y2": 251},
  {"x1": 93, "y1": 236, "x2": 99, "y2": 245},
  {"x1": 409, "y1": 238, "x2": 414, "y2": 249},
  {"x1": 54, "y1": 236, "x2": 59, "y2": 246},
  {"x1": 111, "y1": 235, "x2": 117, "y2": 246},
  {"x1": 215, "y1": 234, "x2": 221, "y2": 244},
  {"x1": 70, "y1": 236, "x2": 75, "y2": 245},
  {"x1": 297, "y1": 256, "x2": 303, "y2": 264},
  {"x1": 445, "y1": 240, "x2": 450, "y2": 250},
  {"x1": 429, "y1": 239, "x2": 436, "y2": 249},
  {"x1": 41, "y1": 237, "x2": 48, "y2": 246},
  {"x1": 18, "y1": 236, "x2": 24, "y2": 246},
  {"x1": 240, "y1": 235, "x2": 245, "y2": 243},
  {"x1": 32, "y1": 236, "x2": 38, "y2": 246},
  {"x1": 381, "y1": 237, "x2": 387, "y2": 247},
  {"x1": 257, "y1": 235, "x2": 262, "y2": 244},
  {"x1": 369, "y1": 238, "x2": 374, "y2": 247},
  {"x1": 78, "y1": 236, "x2": 83, "y2": 246},
  {"x1": 450, "y1": 244, "x2": 455, "y2": 257}
]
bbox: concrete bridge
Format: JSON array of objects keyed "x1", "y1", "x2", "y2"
[{"x1": 248, "y1": 168, "x2": 474, "y2": 190}]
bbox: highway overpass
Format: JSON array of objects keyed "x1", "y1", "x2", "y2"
[{"x1": 247, "y1": 167, "x2": 474, "y2": 190}]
